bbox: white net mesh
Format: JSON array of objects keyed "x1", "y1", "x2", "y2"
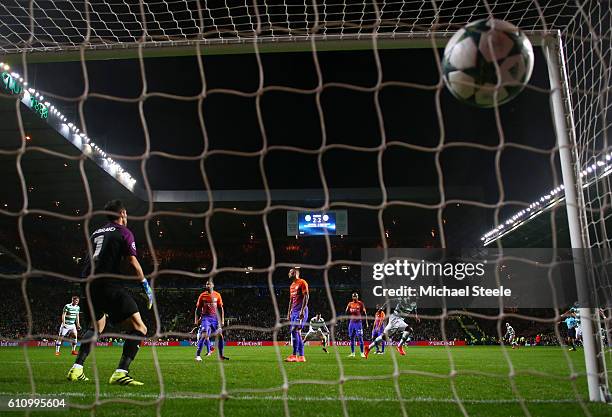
[
  {"x1": 0, "y1": 0, "x2": 611, "y2": 416},
  {"x1": 565, "y1": 1, "x2": 612, "y2": 253},
  {"x1": 0, "y1": 0, "x2": 580, "y2": 52}
]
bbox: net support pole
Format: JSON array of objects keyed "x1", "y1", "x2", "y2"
[{"x1": 543, "y1": 33, "x2": 611, "y2": 403}]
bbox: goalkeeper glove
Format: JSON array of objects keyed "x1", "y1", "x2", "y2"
[{"x1": 141, "y1": 278, "x2": 154, "y2": 309}]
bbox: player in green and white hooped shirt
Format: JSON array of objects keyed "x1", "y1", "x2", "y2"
[
  {"x1": 56, "y1": 296, "x2": 81, "y2": 355},
  {"x1": 365, "y1": 298, "x2": 419, "y2": 358},
  {"x1": 302, "y1": 313, "x2": 331, "y2": 353}
]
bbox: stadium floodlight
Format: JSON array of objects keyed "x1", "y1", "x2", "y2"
[
  {"x1": 0, "y1": 66, "x2": 138, "y2": 191},
  {"x1": 482, "y1": 147, "x2": 612, "y2": 246}
]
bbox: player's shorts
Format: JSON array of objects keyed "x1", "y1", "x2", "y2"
[
  {"x1": 304, "y1": 328, "x2": 327, "y2": 341},
  {"x1": 348, "y1": 321, "x2": 363, "y2": 337},
  {"x1": 384, "y1": 314, "x2": 408, "y2": 336},
  {"x1": 567, "y1": 327, "x2": 577, "y2": 339},
  {"x1": 290, "y1": 307, "x2": 309, "y2": 331},
  {"x1": 199, "y1": 316, "x2": 221, "y2": 336},
  {"x1": 58, "y1": 323, "x2": 77, "y2": 337},
  {"x1": 90, "y1": 282, "x2": 139, "y2": 324}
]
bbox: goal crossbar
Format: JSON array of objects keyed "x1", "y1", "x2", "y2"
[{"x1": 1, "y1": 30, "x2": 552, "y2": 63}]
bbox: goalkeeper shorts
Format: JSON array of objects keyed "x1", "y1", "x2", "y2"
[{"x1": 90, "y1": 282, "x2": 139, "y2": 324}]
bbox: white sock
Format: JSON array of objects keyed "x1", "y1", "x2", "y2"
[
  {"x1": 115, "y1": 369, "x2": 128, "y2": 373},
  {"x1": 369, "y1": 335, "x2": 383, "y2": 349},
  {"x1": 72, "y1": 364, "x2": 83, "y2": 369},
  {"x1": 398, "y1": 331, "x2": 410, "y2": 347},
  {"x1": 55, "y1": 343, "x2": 60, "y2": 353}
]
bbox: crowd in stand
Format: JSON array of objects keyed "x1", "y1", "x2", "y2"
[
  {"x1": 0, "y1": 277, "x2": 587, "y2": 346},
  {"x1": 1, "y1": 226, "x2": 606, "y2": 346}
]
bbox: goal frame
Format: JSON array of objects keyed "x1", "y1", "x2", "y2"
[
  {"x1": 4, "y1": 28, "x2": 610, "y2": 402},
  {"x1": 2, "y1": 30, "x2": 550, "y2": 63}
]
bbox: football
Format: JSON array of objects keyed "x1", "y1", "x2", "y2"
[{"x1": 442, "y1": 19, "x2": 535, "y2": 107}]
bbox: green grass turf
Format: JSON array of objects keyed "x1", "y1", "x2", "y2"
[{"x1": 0, "y1": 345, "x2": 610, "y2": 417}]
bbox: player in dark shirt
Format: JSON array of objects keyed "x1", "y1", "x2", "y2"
[{"x1": 66, "y1": 200, "x2": 154, "y2": 386}]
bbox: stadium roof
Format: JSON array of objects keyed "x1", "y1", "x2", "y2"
[
  {"x1": 0, "y1": 24, "x2": 568, "y2": 249},
  {"x1": 0, "y1": 86, "x2": 486, "y2": 249}
]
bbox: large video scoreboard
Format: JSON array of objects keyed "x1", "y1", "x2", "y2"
[{"x1": 287, "y1": 210, "x2": 348, "y2": 236}]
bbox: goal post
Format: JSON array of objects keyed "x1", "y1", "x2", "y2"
[{"x1": 543, "y1": 32, "x2": 611, "y2": 403}]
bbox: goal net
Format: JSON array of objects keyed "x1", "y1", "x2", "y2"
[{"x1": 0, "y1": 0, "x2": 611, "y2": 416}]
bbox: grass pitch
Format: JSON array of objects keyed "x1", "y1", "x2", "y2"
[{"x1": 0, "y1": 345, "x2": 610, "y2": 417}]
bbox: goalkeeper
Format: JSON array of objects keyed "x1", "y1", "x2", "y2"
[
  {"x1": 302, "y1": 313, "x2": 330, "y2": 353},
  {"x1": 66, "y1": 200, "x2": 154, "y2": 386}
]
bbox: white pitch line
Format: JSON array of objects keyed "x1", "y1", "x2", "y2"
[{"x1": 0, "y1": 392, "x2": 580, "y2": 404}]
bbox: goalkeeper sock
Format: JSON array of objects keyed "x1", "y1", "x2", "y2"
[
  {"x1": 75, "y1": 329, "x2": 95, "y2": 366},
  {"x1": 350, "y1": 334, "x2": 356, "y2": 353},
  {"x1": 381, "y1": 340, "x2": 386, "y2": 352},
  {"x1": 117, "y1": 330, "x2": 144, "y2": 372},
  {"x1": 358, "y1": 335, "x2": 364, "y2": 353}
]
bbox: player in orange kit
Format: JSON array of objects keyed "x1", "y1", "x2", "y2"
[
  {"x1": 346, "y1": 292, "x2": 368, "y2": 358},
  {"x1": 285, "y1": 268, "x2": 309, "y2": 362},
  {"x1": 371, "y1": 305, "x2": 386, "y2": 354},
  {"x1": 194, "y1": 279, "x2": 229, "y2": 361}
]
